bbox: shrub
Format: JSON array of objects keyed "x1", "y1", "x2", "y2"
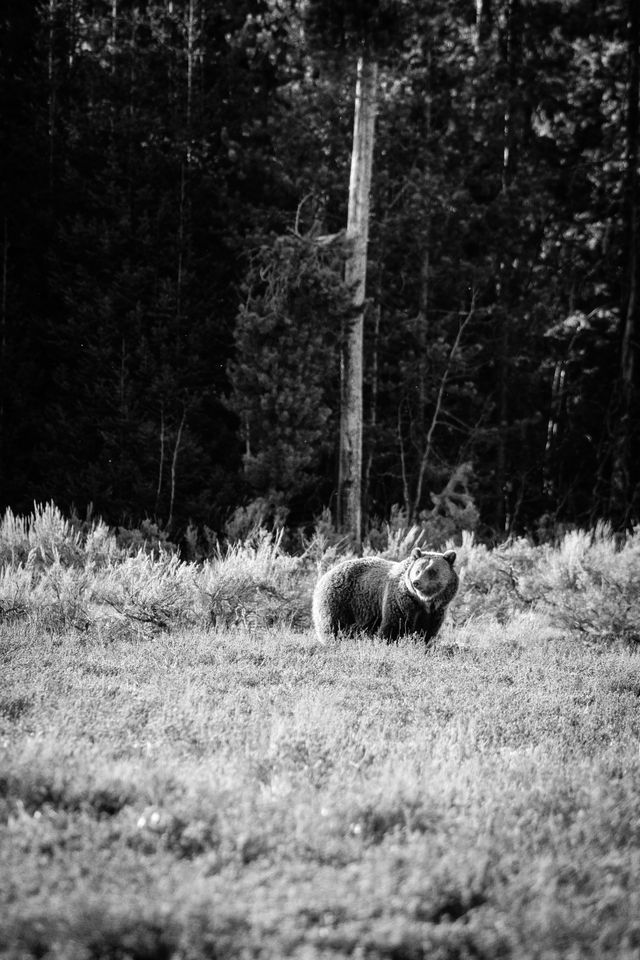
[
  {"x1": 533, "y1": 526, "x2": 640, "y2": 645},
  {"x1": 201, "y1": 530, "x2": 312, "y2": 630},
  {"x1": 1, "y1": 503, "x2": 639, "y2": 644}
]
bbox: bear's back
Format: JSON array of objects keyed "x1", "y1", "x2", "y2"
[{"x1": 312, "y1": 556, "x2": 398, "y2": 639}]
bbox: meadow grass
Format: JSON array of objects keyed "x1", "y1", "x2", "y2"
[
  {"x1": 2, "y1": 507, "x2": 640, "y2": 958},
  {"x1": 2, "y1": 617, "x2": 640, "y2": 959}
]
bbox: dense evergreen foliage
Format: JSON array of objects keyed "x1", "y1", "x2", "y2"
[{"x1": 1, "y1": 0, "x2": 638, "y2": 537}]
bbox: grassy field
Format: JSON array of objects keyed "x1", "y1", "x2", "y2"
[{"x1": 2, "y1": 508, "x2": 640, "y2": 959}]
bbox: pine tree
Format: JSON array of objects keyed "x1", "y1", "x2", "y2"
[{"x1": 228, "y1": 233, "x2": 349, "y2": 520}]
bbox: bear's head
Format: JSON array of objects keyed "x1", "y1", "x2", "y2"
[{"x1": 405, "y1": 547, "x2": 457, "y2": 602}]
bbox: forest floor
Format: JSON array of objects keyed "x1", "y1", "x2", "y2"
[{"x1": 3, "y1": 612, "x2": 640, "y2": 959}]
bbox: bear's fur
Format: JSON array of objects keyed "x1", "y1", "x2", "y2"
[{"x1": 312, "y1": 547, "x2": 458, "y2": 645}]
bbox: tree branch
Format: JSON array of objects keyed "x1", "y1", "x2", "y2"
[{"x1": 411, "y1": 291, "x2": 477, "y2": 519}]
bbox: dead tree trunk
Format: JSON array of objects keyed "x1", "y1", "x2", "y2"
[{"x1": 338, "y1": 55, "x2": 378, "y2": 549}]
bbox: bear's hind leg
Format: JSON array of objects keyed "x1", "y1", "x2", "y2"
[{"x1": 312, "y1": 591, "x2": 339, "y2": 644}]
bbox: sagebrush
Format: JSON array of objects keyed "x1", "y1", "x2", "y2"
[{"x1": 1, "y1": 504, "x2": 639, "y2": 646}]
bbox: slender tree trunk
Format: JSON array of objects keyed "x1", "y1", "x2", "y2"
[
  {"x1": 610, "y1": 0, "x2": 639, "y2": 524},
  {"x1": 543, "y1": 360, "x2": 565, "y2": 501},
  {"x1": 501, "y1": 0, "x2": 520, "y2": 191},
  {"x1": 495, "y1": 0, "x2": 520, "y2": 531},
  {"x1": 398, "y1": 403, "x2": 411, "y2": 517},
  {"x1": 155, "y1": 404, "x2": 165, "y2": 514},
  {"x1": 338, "y1": 55, "x2": 377, "y2": 548},
  {"x1": 47, "y1": 0, "x2": 57, "y2": 187},
  {"x1": 408, "y1": 48, "x2": 433, "y2": 524},
  {"x1": 168, "y1": 409, "x2": 187, "y2": 529},
  {"x1": 176, "y1": 0, "x2": 196, "y2": 340},
  {"x1": 177, "y1": 160, "x2": 187, "y2": 341},
  {"x1": 411, "y1": 298, "x2": 475, "y2": 519},
  {"x1": 416, "y1": 246, "x2": 430, "y2": 421},
  {"x1": 362, "y1": 301, "x2": 380, "y2": 527},
  {"x1": 496, "y1": 305, "x2": 510, "y2": 530}
]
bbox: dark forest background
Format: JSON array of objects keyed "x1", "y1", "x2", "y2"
[{"x1": 2, "y1": 0, "x2": 639, "y2": 543}]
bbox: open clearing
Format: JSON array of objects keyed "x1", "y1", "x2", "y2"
[{"x1": 2, "y1": 617, "x2": 640, "y2": 959}]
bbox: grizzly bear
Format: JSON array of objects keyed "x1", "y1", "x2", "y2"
[{"x1": 312, "y1": 547, "x2": 458, "y2": 645}]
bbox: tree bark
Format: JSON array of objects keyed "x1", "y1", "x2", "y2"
[{"x1": 338, "y1": 55, "x2": 377, "y2": 548}]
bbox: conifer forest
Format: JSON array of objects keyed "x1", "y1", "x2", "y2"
[{"x1": 2, "y1": 0, "x2": 640, "y2": 542}]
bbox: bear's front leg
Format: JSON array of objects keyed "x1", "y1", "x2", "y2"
[
  {"x1": 378, "y1": 599, "x2": 402, "y2": 643},
  {"x1": 419, "y1": 608, "x2": 445, "y2": 645}
]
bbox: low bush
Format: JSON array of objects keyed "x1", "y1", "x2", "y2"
[{"x1": 1, "y1": 504, "x2": 639, "y2": 645}]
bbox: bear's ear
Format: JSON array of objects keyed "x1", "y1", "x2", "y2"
[
  {"x1": 411, "y1": 547, "x2": 423, "y2": 559},
  {"x1": 443, "y1": 550, "x2": 456, "y2": 566}
]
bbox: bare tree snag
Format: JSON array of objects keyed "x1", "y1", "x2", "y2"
[{"x1": 338, "y1": 55, "x2": 378, "y2": 548}]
